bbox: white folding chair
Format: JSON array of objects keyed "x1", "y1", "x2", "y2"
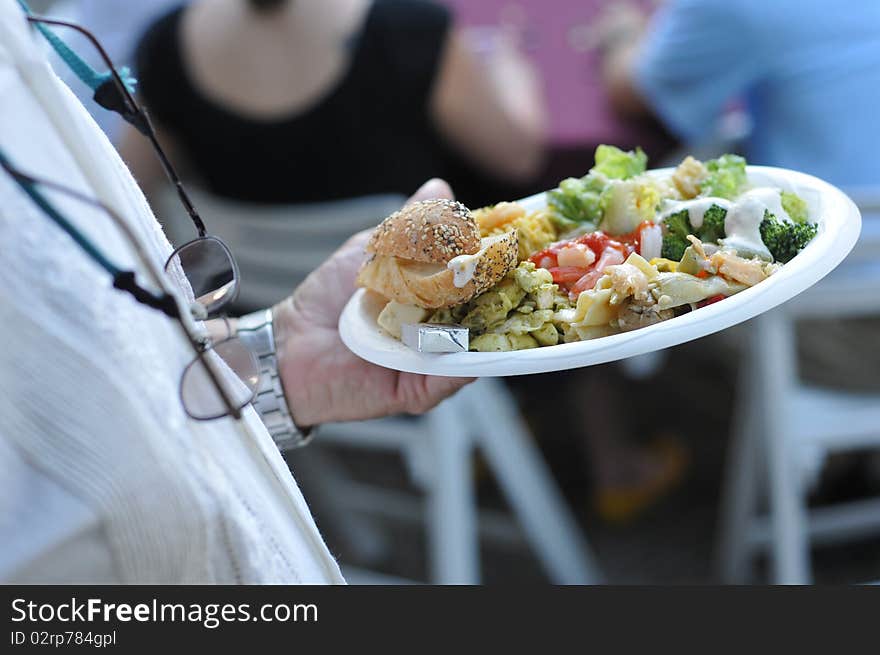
[
  {"x1": 718, "y1": 187, "x2": 880, "y2": 584},
  {"x1": 319, "y1": 378, "x2": 601, "y2": 583},
  {"x1": 155, "y1": 186, "x2": 602, "y2": 583}
]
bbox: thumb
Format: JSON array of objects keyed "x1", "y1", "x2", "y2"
[{"x1": 406, "y1": 178, "x2": 455, "y2": 205}]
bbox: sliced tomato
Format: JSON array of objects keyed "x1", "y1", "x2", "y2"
[
  {"x1": 570, "y1": 270, "x2": 603, "y2": 296},
  {"x1": 568, "y1": 247, "x2": 627, "y2": 297},
  {"x1": 531, "y1": 230, "x2": 637, "y2": 298},
  {"x1": 547, "y1": 266, "x2": 589, "y2": 284},
  {"x1": 575, "y1": 232, "x2": 614, "y2": 258},
  {"x1": 615, "y1": 220, "x2": 654, "y2": 252},
  {"x1": 538, "y1": 255, "x2": 557, "y2": 270}
]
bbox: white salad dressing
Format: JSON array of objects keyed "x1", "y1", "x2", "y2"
[
  {"x1": 447, "y1": 233, "x2": 508, "y2": 288},
  {"x1": 737, "y1": 187, "x2": 793, "y2": 223},
  {"x1": 658, "y1": 197, "x2": 732, "y2": 229},
  {"x1": 658, "y1": 187, "x2": 797, "y2": 260},
  {"x1": 721, "y1": 196, "x2": 773, "y2": 260}
]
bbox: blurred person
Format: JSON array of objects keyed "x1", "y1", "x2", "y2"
[
  {"x1": 598, "y1": 0, "x2": 880, "y2": 388},
  {"x1": 0, "y1": 0, "x2": 470, "y2": 582},
  {"x1": 599, "y1": 0, "x2": 880, "y2": 187},
  {"x1": 120, "y1": 0, "x2": 547, "y2": 206},
  {"x1": 598, "y1": 0, "x2": 880, "y2": 487}
]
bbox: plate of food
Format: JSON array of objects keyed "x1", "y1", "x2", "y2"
[{"x1": 339, "y1": 146, "x2": 861, "y2": 376}]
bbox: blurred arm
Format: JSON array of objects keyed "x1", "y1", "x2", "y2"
[
  {"x1": 601, "y1": 0, "x2": 759, "y2": 143},
  {"x1": 430, "y1": 29, "x2": 547, "y2": 183},
  {"x1": 598, "y1": 4, "x2": 651, "y2": 118}
]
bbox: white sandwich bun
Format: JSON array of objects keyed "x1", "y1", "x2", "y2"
[{"x1": 358, "y1": 200, "x2": 518, "y2": 308}]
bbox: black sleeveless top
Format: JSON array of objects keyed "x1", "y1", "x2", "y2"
[{"x1": 135, "y1": 0, "x2": 454, "y2": 204}]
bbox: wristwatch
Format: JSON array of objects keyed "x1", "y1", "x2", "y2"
[{"x1": 236, "y1": 309, "x2": 315, "y2": 450}]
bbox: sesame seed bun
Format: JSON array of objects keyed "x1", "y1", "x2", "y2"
[
  {"x1": 358, "y1": 230, "x2": 519, "y2": 309},
  {"x1": 365, "y1": 199, "x2": 480, "y2": 264}
]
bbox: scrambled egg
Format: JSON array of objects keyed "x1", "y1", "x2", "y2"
[{"x1": 474, "y1": 202, "x2": 557, "y2": 262}]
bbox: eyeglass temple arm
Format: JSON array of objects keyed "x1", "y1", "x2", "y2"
[
  {"x1": 26, "y1": 15, "x2": 208, "y2": 239},
  {"x1": 25, "y1": 16, "x2": 141, "y2": 125},
  {"x1": 1, "y1": 158, "x2": 242, "y2": 419},
  {"x1": 0, "y1": 156, "x2": 177, "y2": 318}
]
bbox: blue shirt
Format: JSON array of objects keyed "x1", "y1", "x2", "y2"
[{"x1": 635, "y1": 0, "x2": 880, "y2": 186}]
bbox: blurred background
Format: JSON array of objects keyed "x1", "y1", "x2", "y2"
[{"x1": 31, "y1": 0, "x2": 880, "y2": 583}]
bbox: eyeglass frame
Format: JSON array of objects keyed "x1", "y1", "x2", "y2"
[
  {"x1": 25, "y1": 14, "x2": 209, "y2": 238},
  {"x1": 26, "y1": 14, "x2": 247, "y2": 313},
  {"x1": 17, "y1": 12, "x2": 265, "y2": 418},
  {"x1": 0, "y1": 156, "x2": 257, "y2": 422}
]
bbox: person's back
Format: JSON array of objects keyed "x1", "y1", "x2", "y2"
[
  {"x1": 605, "y1": 0, "x2": 880, "y2": 186},
  {"x1": 127, "y1": 0, "x2": 546, "y2": 203},
  {"x1": 733, "y1": 1, "x2": 880, "y2": 185}
]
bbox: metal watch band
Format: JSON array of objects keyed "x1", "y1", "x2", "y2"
[{"x1": 236, "y1": 308, "x2": 314, "y2": 450}]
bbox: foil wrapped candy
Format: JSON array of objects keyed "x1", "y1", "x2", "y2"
[{"x1": 401, "y1": 323, "x2": 469, "y2": 353}]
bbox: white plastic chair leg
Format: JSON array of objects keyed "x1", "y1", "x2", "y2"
[
  {"x1": 465, "y1": 379, "x2": 602, "y2": 584},
  {"x1": 718, "y1": 403, "x2": 762, "y2": 582},
  {"x1": 764, "y1": 429, "x2": 812, "y2": 583},
  {"x1": 425, "y1": 396, "x2": 480, "y2": 584},
  {"x1": 718, "y1": 347, "x2": 764, "y2": 583},
  {"x1": 754, "y1": 312, "x2": 812, "y2": 584}
]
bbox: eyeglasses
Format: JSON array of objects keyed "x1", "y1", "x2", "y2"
[
  {"x1": 24, "y1": 11, "x2": 243, "y2": 307},
  {"x1": 12, "y1": 10, "x2": 258, "y2": 420},
  {"x1": 1, "y1": 154, "x2": 260, "y2": 421}
]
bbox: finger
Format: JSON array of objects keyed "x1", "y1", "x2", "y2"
[
  {"x1": 418, "y1": 375, "x2": 477, "y2": 411},
  {"x1": 343, "y1": 228, "x2": 372, "y2": 251},
  {"x1": 406, "y1": 178, "x2": 454, "y2": 206}
]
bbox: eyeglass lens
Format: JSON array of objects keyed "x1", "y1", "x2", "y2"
[
  {"x1": 181, "y1": 338, "x2": 260, "y2": 420},
  {"x1": 167, "y1": 237, "x2": 237, "y2": 315}
]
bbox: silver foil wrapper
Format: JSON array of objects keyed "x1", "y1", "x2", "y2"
[{"x1": 401, "y1": 323, "x2": 469, "y2": 353}]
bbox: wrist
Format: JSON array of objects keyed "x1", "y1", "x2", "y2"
[
  {"x1": 239, "y1": 306, "x2": 315, "y2": 449},
  {"x1": 271, "y1": 296, "x2": 320, "y2": 428}
]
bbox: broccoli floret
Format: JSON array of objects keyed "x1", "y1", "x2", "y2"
[
  {"x1": 661, "y1": 209, "x2": 692, "y2": 260},
  {"x1": 661, "y1": 234, "x2": 689, "y2": 262},
  {"x1": 759, "y1": 213, "x2": 818, "y2": 263},
  {"x1": 664, "y1": 209, "x2": 691, "y2": 240},
  {"x1": 780, "y1": 190, "x2": 809, "y2": 223},
  {"x1": 660, "y1": 204, "x2": 727, "y2": 259},
  {"x1": 701, "y1": 154, "x2": 747, "y2": 199},
  {"x1": 698, "y1": 204, "x2": 727, "y2": 243}
]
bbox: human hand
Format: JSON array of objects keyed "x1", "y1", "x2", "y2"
[
  {"x1": 585, "y1": 1, "x2": 648, "y2": 55},
  {"x1": 273, "y1": 179, "x2": 475, "y2": 426}
]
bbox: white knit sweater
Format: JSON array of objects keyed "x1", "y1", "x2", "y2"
[{"x1": 0, "y1": 0, "x2": 344, "y2": 584}]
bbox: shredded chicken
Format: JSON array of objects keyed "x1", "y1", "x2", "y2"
[
  {"x1": 710, "y1": 250, "x2": 768, "y2": 286},
  {"x1": 606, "y1": 262, "x2": 650, "y2": 302},
  {"x1": 686, "y1": 234, "x2": 708, "y2": 260}
]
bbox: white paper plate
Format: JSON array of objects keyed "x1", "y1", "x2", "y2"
[{"x1": 339, "y1": 166, "x2": 861, "y2": 377}]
